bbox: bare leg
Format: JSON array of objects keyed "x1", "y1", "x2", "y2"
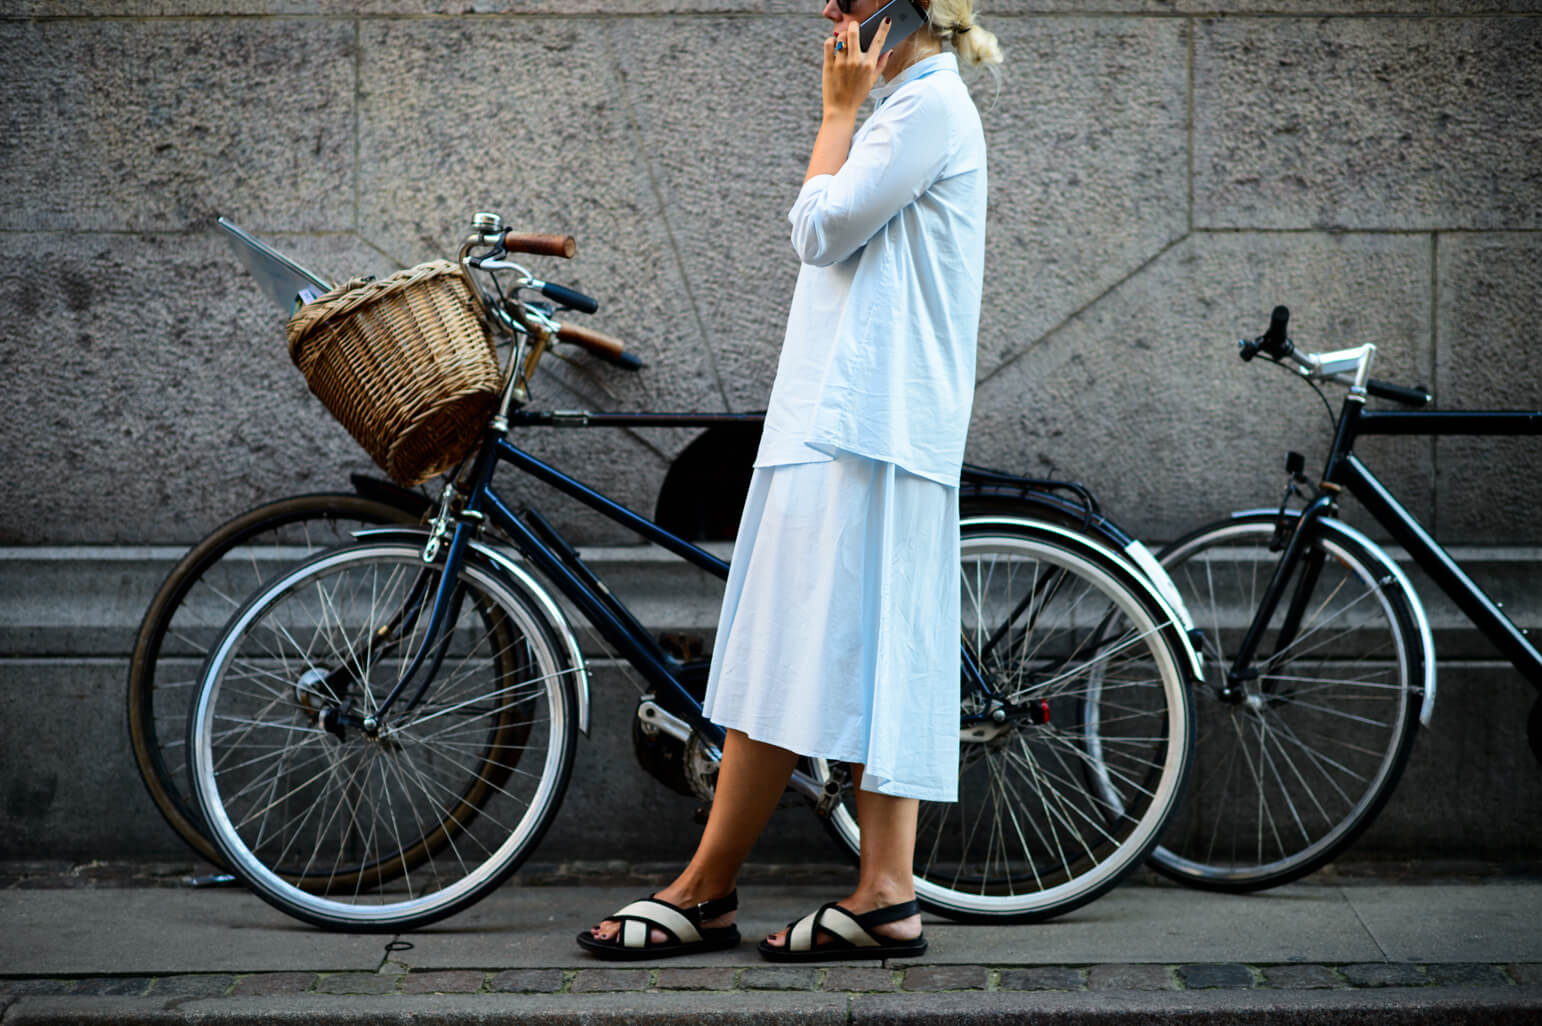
[
  {"x1": 764, "y1": 764, "x2": 923, "y2": 947},
  {"x1": 590, "y1": 728, "x2": 798, "y2": 942}
]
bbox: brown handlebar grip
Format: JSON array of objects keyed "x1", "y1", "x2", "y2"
[
  {"x1": 557, "y1": 322, "x2": 643, "y2": 369},
  {"x1": 557, "y1": 322, "x2": 626, "y2": 360},
  {"x1": 500, "y1": 232, "x2": 577, "y2": 259}
]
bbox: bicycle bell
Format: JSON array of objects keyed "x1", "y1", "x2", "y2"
[{"x1": 471, "y1": 212, "x2": 503, "y2": 238}]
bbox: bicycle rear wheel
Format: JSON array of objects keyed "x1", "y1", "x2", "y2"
[
  {"x1": 818, "y1": 516, "x2": 1194, "y2": 922},
  {"x1": 1149, "y1": 512, "x2": 1424, "y2": 891},
  {"x1": 188, "y1": 540, "x2": 579, "y2": 931},
  {"x1": 128, "y1": 493, "x2": 422, "y2": 866}
]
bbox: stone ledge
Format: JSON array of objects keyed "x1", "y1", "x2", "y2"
[
  {"x1": 0, "y1": 543, "x2": 1535, "y2": 657},
  {"x1": 0, "y1": 544, "x2": 733, "y2": 657}
]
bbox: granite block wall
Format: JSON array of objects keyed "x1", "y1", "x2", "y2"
[
  {"x1": 0, "y1": 2, "x2": 1537, "y2": 544},
  {"x1": 1, "y1": 1, "x2": 1538, "y2": 861}
]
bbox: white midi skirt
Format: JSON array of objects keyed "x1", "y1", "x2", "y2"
[{"x1": 701, "y1": 451, "x2": 960, "y2": 802}]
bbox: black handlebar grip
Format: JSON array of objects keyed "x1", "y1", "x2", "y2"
[
  {"x1": 612, "y1": 351, "x2": 645, "y2": 372},
  {"x1": 1262, "y1": 305, "x2": 1291, "y2": 357},
  {"x1": 1366, "y1": 379, "x2": 1432, "y2": 407},
  {"x1": 541, "y1": 282, "x2": 599, "y2": 315},
  {"x1": 1240, "y1": 305, "x2": 1292, "y2": 362}
]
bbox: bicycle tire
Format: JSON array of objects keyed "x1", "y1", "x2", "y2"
[
  {"x1": 128, "y1": 493, "x2": 422, "y2": 867},
  {"x1": 816, "y1": 515, "x2": 1194, "y2": 923},
  {"x1": 188, "y1": 540, "x2": 579, "y2": 931},
  {"x1": 1148, "y1": 512, "x2": 1424, "y2": 891}
]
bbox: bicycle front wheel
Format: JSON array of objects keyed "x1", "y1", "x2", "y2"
[
  {"x1": 188, "y1": 540, "x2": 579, "y2": 931},
  {"x1": 1149, "y1": 513, "x2": 1424, "y2": 891},
  {"x1": 818, "y1": 516, "x2": 1194, "y2": 923},
  {"x1": 128, "y1": 492, "x2": 422, "y2": 867}
]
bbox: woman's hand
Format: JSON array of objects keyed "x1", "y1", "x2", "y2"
[
  {"x1": 804, "y1": 17, "x2": 891, "y2": 182},
  {"x1": 822, "y1": 17, "x2": 891, "y2": 120}
]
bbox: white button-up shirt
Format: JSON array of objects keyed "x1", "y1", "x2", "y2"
[{"x1": 755, "y1": 52, "x2": 987, "y2": 487}]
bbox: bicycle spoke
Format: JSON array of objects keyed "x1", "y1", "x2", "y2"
[
  {"x1": 189, "y1": 542, "x2": 574, "y2": 928},
  {"x1": 1153, "y1": 517, "x2": 1419, "y2": 888}
]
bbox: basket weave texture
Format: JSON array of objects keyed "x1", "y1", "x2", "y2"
[{"x1": 286, "y1": 260, "x2": 500, "y2": 487}]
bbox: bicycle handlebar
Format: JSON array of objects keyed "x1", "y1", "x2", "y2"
[
  {"x1": 558, "y1": 322, "x2": 644, "y2": 371},
  {"x1": 535, "y1": 280, "x2": 599, "y2": 315},
  {"x1": 501, "y1": 232, "x2": 577, "y2": 259},
  {"x1": 462, "y1": 215, "x2": 641, "y2": 373},
  {"x1": 1237, "y1": 304, "x2": 1431, "y2": 407},
  {"x1": 1365, "y1": 378, "x2": 1432, "y2": 407},
  {"x1": 1261, "y1": 305, "x2": 1292, "y2": 358},
  {"x1": 1240, "y1": 305, "x2": 1294, "y2": 362}
]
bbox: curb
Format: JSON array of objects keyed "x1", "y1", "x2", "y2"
[
  {"x1": 4, "y1": 986, "x2": 1542, "y2": 1026},
  {"x1": 4, "y1": 963, "x2": 1540, "y2": 1025},
  {"x1": 4, "y1": 960, "x2": 1538, "y2": 997}
]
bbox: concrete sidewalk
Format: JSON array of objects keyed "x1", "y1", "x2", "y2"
[{"x1": 2, "y1": 862, "x2": 1540, "y2": 1024}]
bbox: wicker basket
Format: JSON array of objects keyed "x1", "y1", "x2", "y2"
[{"x1": 286, "y1": 260, "x2": 501, "y2": 487}]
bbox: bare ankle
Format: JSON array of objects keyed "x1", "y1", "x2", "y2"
[
  {"x1": 850, "y1": 878, "x2": 915, "y2": 911},
  {"x1": 661, "y1": 868, "x2": 737, "y2": 906}
]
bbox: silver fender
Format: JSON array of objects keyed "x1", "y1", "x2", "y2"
[
  {"x1": 1216, "y1": 509, "x2": 1436, "y2": 726},
  {"x1": 961, "y1": 515, "x2": 1206, "y2": 684},
  {"x1": 352, "y1": 527, "x2": 591, "y2": 735}
]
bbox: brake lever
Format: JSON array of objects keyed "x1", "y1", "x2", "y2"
[{"x1": 469, "y1": 256, "x2": 532, "y2": 276}]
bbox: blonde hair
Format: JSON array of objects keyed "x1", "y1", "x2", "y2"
[{"x1": 925, "y1": 0, "x2": 1003, "y2": 70}]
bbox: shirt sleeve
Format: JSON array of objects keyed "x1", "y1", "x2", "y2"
[{"x1": 788, "y1": 86, "x2": 951, "y2": 268}]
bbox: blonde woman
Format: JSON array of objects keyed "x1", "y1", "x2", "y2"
[{"x1": 579, "y1": 0, "x2": 1002, "y2": 963}]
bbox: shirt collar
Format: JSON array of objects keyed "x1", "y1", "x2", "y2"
[{"x1": 870, "y1": 51, "x2": 957, "y2": 105}]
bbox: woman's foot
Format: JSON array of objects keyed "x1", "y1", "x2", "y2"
[
  {"x1": 586, "y1": 731, "x2": 795, "y2": 947},
  {"x1": 587, "y1": 879, "x2": 737, "y2": 946},
  {"x1": 758, "y1": 894, "x2": 926, "y2": 962},
  {"x1": 576, "y1": 887, "x2": 741, "y2": 960},
  {"x1": 760, "y1": 890, "x2": 921, "y2": 951}
]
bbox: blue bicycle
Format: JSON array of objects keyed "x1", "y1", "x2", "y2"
[{"x1": 184, "y1": 215, "x2": 1200, "y2": 931}]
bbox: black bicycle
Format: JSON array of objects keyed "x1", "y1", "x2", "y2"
[
  {"x1": 1148, "y1": 305, "x2": 1542, "y2": 892},
  {"x1": 127, "y1": 454, "x2": 1174, "y2": 878},
  {"x1": 173, "y1": 213, "x2": 1200, "y2": 930}
]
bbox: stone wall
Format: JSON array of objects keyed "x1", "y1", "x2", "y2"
[
  {"x1": 1, "y1": 2, "x2": 1539, "y2": 863},
  {"x1": 1, "y1": 2, "x2": 1538, "y2": 544}
]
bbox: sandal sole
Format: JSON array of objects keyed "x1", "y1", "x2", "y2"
[
  {"x1": 756, "y1": 938, "x2": 927, "y2": 963},
  {"x1": 576, "y1": 929, "x2": 742, "y2": 962}
]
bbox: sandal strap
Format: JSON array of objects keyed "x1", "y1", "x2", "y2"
[
  {"x1": 788, "y1": 902, "x2": 882, "y2": 952},
  {"x1": 691, "y1": 889, "x2": 738, "y2": 922},
  {"x1": 608, "y1": 891, "x2": 738, "y2": 950},
  {"x1": 611, "y1": 898, "x2": 702, "y2": 949},
  {"x1": 785, "y1": 900, "x2": 922, "y2": 953},
  {"x1": 853, "y1": 899, "x2": 920, "y2": 929}
]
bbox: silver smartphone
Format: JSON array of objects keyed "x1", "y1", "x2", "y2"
[{"x1": 858, "y1": 0, "x2": 928, "y2": 58}]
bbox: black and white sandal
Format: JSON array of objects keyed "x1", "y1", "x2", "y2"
[
  {"x1": 576, "y1": 891, "x2": 741, "y2": 961},
  {"x1": 758, "y1": 899, "x2": 927, "y2": 963}
]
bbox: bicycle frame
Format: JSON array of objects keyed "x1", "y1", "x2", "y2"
[
  {"x1": 1228, "y1": 396, "x2": 1542, "y2": 697},
  {"x1": 365, "y1": 420, "x2": 740, "y2": 751},
  {"x1": 355, "y1": 402, "x2": 1201, "y2": 753}
]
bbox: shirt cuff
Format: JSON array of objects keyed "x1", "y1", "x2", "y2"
[{"x1": 788, "y1": 175, "x2": 834, "y2": 222}]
